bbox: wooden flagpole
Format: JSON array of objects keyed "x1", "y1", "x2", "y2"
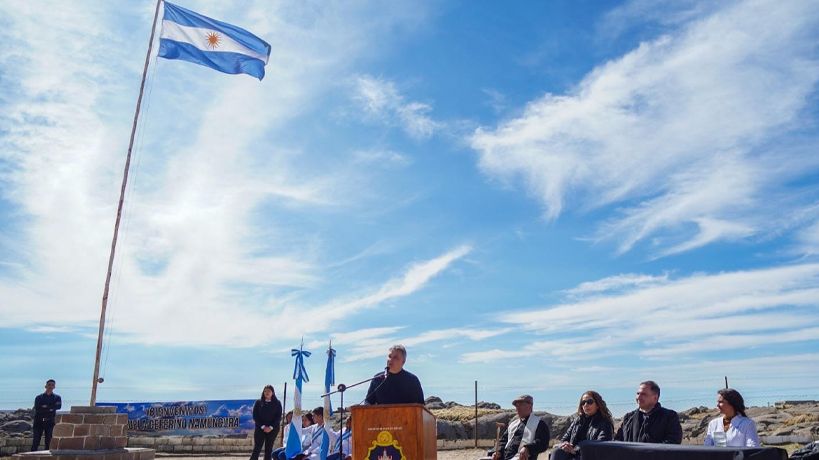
[{"x1": 90, "y1": 0, "x2": 163, "y2": 406}]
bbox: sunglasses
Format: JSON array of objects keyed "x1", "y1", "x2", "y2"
[{"x1": 581, "y1": 399, "x2": 595, "y2": 406}]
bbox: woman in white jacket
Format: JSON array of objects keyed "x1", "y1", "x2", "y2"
[{"x1": 703, "y1": 388, "x2": 760, "y2": 447}]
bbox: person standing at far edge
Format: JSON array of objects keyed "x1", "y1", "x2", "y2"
[
  {"x1": 31, "y1": 379, "x2": 61, "y2": 451},
  {"x1": 703, "y1": 388, "x2": 760, "y2": 447},
  {"x1": 614, "y1": 380, "x2": 682, "y2": 444},
  {"x1": 364, "y1": 345, "x2": 424, "y2": 405},
  {"x1": 250, "y1": 385, "x2": 282, "y2": 460}
]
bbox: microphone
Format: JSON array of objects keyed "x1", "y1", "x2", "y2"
[{"x1": 383, "y1": 366, "x2": 389, "y2": 379}]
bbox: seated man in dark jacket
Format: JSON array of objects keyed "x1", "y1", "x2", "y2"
[
  {"x1": 492, "y1": 395, "x2": 550, "y2": 460},
  {"x1": 614, "y1": 380, "x2": 682, "y2": 444}
]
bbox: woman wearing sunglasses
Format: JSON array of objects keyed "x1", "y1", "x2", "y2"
[{"x1": 552, "y1": 391, "x2": 614, "y2": 460}]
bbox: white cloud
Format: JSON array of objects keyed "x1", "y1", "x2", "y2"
[
  {"x1": 0, "y1": 1, "x2": 434, "y2": 347},
  {"x1": 465, "y1": 263, "x2": 819, "y2": 363},
  {"x1": 342, "y1": 325, "x2": 512, "y2": 362},
  {"x1": 352, "y1": 75, "x2": 440, "y2": 140},
  {"x1": 470, "y1": 0, "x2": 819, "y2": 256},
  {"x1": 351, "y1": 149, "x2": 411, "y2": 168},
  {"x1": 296, "y1": 245, "x2": 473, "y2": 333},
  {"x1": 564, "y1": 273, "x2": 669, "y2": 296}
]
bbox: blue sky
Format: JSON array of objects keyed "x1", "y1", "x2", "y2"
[{"x1": 1, "y1": 0, "x2": 819, "y2": 417}]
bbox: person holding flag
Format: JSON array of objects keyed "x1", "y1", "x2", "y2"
[
  {"x1": 327, "y1": 417, "x2": 352, "y2": 460},
  {"x1": 284, "y1": 344, "x2": 311, "y2": 460}
]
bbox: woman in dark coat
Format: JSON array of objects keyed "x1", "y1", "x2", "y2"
[
  {"x1": 551, "y1": 390, "x2": 614, "y2": 460},
  {"x1": 250, "y1": 385, "x2": 282, "y2": 460}
]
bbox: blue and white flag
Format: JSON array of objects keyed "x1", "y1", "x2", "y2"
[
  {"x1": 285, "y1": 343, "x2": 311, "y2": 460},
  {"x1": 323, "y1": 343, "x2": 336, "y2": 417},
  {"x1": 319, "y1": 428, "x2": 330, "y2": 460},
  {"x1": 159, "y1": 2, "x2": 271, "y2": 80}
]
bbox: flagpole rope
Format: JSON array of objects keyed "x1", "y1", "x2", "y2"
[
  {"x1": 90, "y1": 0, "x2": 164, "y2": 406},
  {"x1": 99, "y1": 36, "x2": 162, "y2": 385}
]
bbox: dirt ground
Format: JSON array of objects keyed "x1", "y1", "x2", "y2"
[{"x1": 153, "y1": 451, "x2": 489, "y2": 460}]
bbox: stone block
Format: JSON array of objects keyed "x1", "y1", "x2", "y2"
[
  {"x1": 192, "y1": 446, "x2": 204, "y2": 452},
  {"x1": 152, "y1": 438, "x2": 167, "y2": 446},
  {"x1": 114, "y1": 415, "x2": 128, "y2": 426},
  {"x1": 83, "y1": 436, "x2": 100, "y2": 450},
  {"x1": 109, "y1": 426, "x2": 124, "y2": 437},
  {"x1": 83, "y1": 415, "x2": 105, "y2": 425},
  {"x1": 53, "y1": 424, "x2": 75, "y2": 438},
  {"x1": 57, "y1": 437, "x2": 85, "y2": 450},
  {"x1": 99, "y1": 437, "x2": 116, "y2": 449},
  {"x1": 89, "y1": 425, "x2": 111, "y2": 437},
  {"x1": 74, "y1": 425, "x2": 90, "y2": 437},
  {"x1": 114, "y1": 437, "x2": 127, "y2": 448},
  {"x1": 2, "y1": 446, "x2": 17, "y2": 455},
  {"x1": 172, "y1": 445, "x2": 191, "y2": 453},
  {"x1": 57, "y1": 415, "x2": 85, "y2": 425},
  {"x1": 166, "y1": 438, "x2": 182, "y2": 446},
  {"x1": 70, "y1": 406, "x2": 116, "y2": 414}
]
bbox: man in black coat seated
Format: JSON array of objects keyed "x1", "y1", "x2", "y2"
[
  {"x1": 614, "y1": 380, "x2": 682, "y2": 444},
  {"x1": 365, "y1": 344, "x2": 424, "y2": 405},
  {"x1": 492, "y1": 395, "x2": 550, "y2": 460}
]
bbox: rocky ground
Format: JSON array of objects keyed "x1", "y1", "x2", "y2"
[
  {"x1": 3, "y1": 398, "x2": 817, "y2": 446},
  {"x1": 425, "y1": 396, "x2": 819, "y2": 445}
]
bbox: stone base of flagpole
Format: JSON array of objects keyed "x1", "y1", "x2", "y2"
[{"x1": 13, "y1": 406, "x2": 154, "y2": 460}]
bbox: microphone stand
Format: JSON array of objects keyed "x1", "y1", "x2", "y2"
[{"x1": 321, "y1": 371, "x2": 386, "y2": 460}]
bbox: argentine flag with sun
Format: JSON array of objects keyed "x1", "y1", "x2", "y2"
[{"x1": 159, "y1": 2, "x2": 271, "y2": 80}]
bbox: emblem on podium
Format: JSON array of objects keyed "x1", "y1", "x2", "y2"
[{"x1": 366, "y1": 430, "x2": 406, "y2": 460}]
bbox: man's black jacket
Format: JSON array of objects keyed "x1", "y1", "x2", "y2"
[{"x1": 614, "y1": 403, "x2": 682, "y2": 444}]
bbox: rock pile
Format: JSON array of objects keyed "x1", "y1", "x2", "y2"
[
  {"x1": 0, "y1": 410, "x2": 32, "y2": 438},
  {"x1": 426, "y1": 397, "x2": 819, "y2": 444}
]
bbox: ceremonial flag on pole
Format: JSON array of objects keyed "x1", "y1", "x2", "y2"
[
  {"x1": 285, "y1": 342, "x2": 311, "y2": 459},
  {"x1": 323, "y1": 342, "x2": 336, "y2": 417},
  {"x1": 159, "y1": 1, "x2": 271, "y2": 80},
  {"x1": 319, "y1": 428, "x2": 330, "y2": 460}
]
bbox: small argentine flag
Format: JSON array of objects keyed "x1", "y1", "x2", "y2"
[{"x1": 159, "y1": 2, "x2": 271, "y2": 80}]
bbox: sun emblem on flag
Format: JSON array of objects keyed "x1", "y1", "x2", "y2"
[{"x1": 206, "y1": 32, "x2": 221, "y2": 49}]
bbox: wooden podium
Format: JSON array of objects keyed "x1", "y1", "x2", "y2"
[{"x1": 351, "y1": 403, "x2": 437, "y2": 460}]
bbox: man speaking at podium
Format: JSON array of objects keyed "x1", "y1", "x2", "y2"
[{"x1": 365, "y1": 344, "x2": 424, "y2": 405}]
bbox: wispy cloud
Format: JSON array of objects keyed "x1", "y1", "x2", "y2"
[
  {"x1": 0, "y1": 1, "x2": 435, "y2": 347},
  {"x1": 298, "y1": 245, "x2": 473, "y2": 331},
  {"x1": 464, "y1": 263, "x2": 819, "y2": 362},
  {"x1": 341, "y1": 325, "x2": 511, "y2": 362},
  {"x1": 351, "y1": 75, "x2": 440, "y2": 140},
  {"x1": 470, "y1": 0, "x2": 819, "y2": 256}
]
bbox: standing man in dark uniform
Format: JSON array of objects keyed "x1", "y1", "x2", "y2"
[
  {"x1": 32, "y1": 379, "x2": 62, "y2": 451},
  {"x1": 364, "y1": 345, "x2": 424, "y2": 405}
]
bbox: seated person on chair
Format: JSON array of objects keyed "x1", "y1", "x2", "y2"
[
  {"x1": 552, "y1": 390, "x2": 613, "y2": 459},
  {"x1": 298, "y1": 407, "x2": 336, "y2": 460},
  {"x1": 703, "y1": 388, "x2": 760, "y2": 447},
  {"x1": 327, "y1": 416, "x2": 352, "y2": 460},
  {"x1": 491, "y1": 395, "x2": 550, "y2": 460},
  {"x1": 614, "y1": 380, "x2": 682, "y2": 444}
]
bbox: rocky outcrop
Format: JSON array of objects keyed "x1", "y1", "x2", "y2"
[{"x1": 427, "y1": 398, "x2": 819, "y2": 444}]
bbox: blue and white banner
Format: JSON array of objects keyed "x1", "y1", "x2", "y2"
[
  {"x1": 286, "y1": 344, "x2": 311, "y2": 459},
  {"x1": 159, "y1": 2, "x2": 271, "y2": 80},
  {"x1": 99, "y1": 400, "x2": 255, "y2": 436}
]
